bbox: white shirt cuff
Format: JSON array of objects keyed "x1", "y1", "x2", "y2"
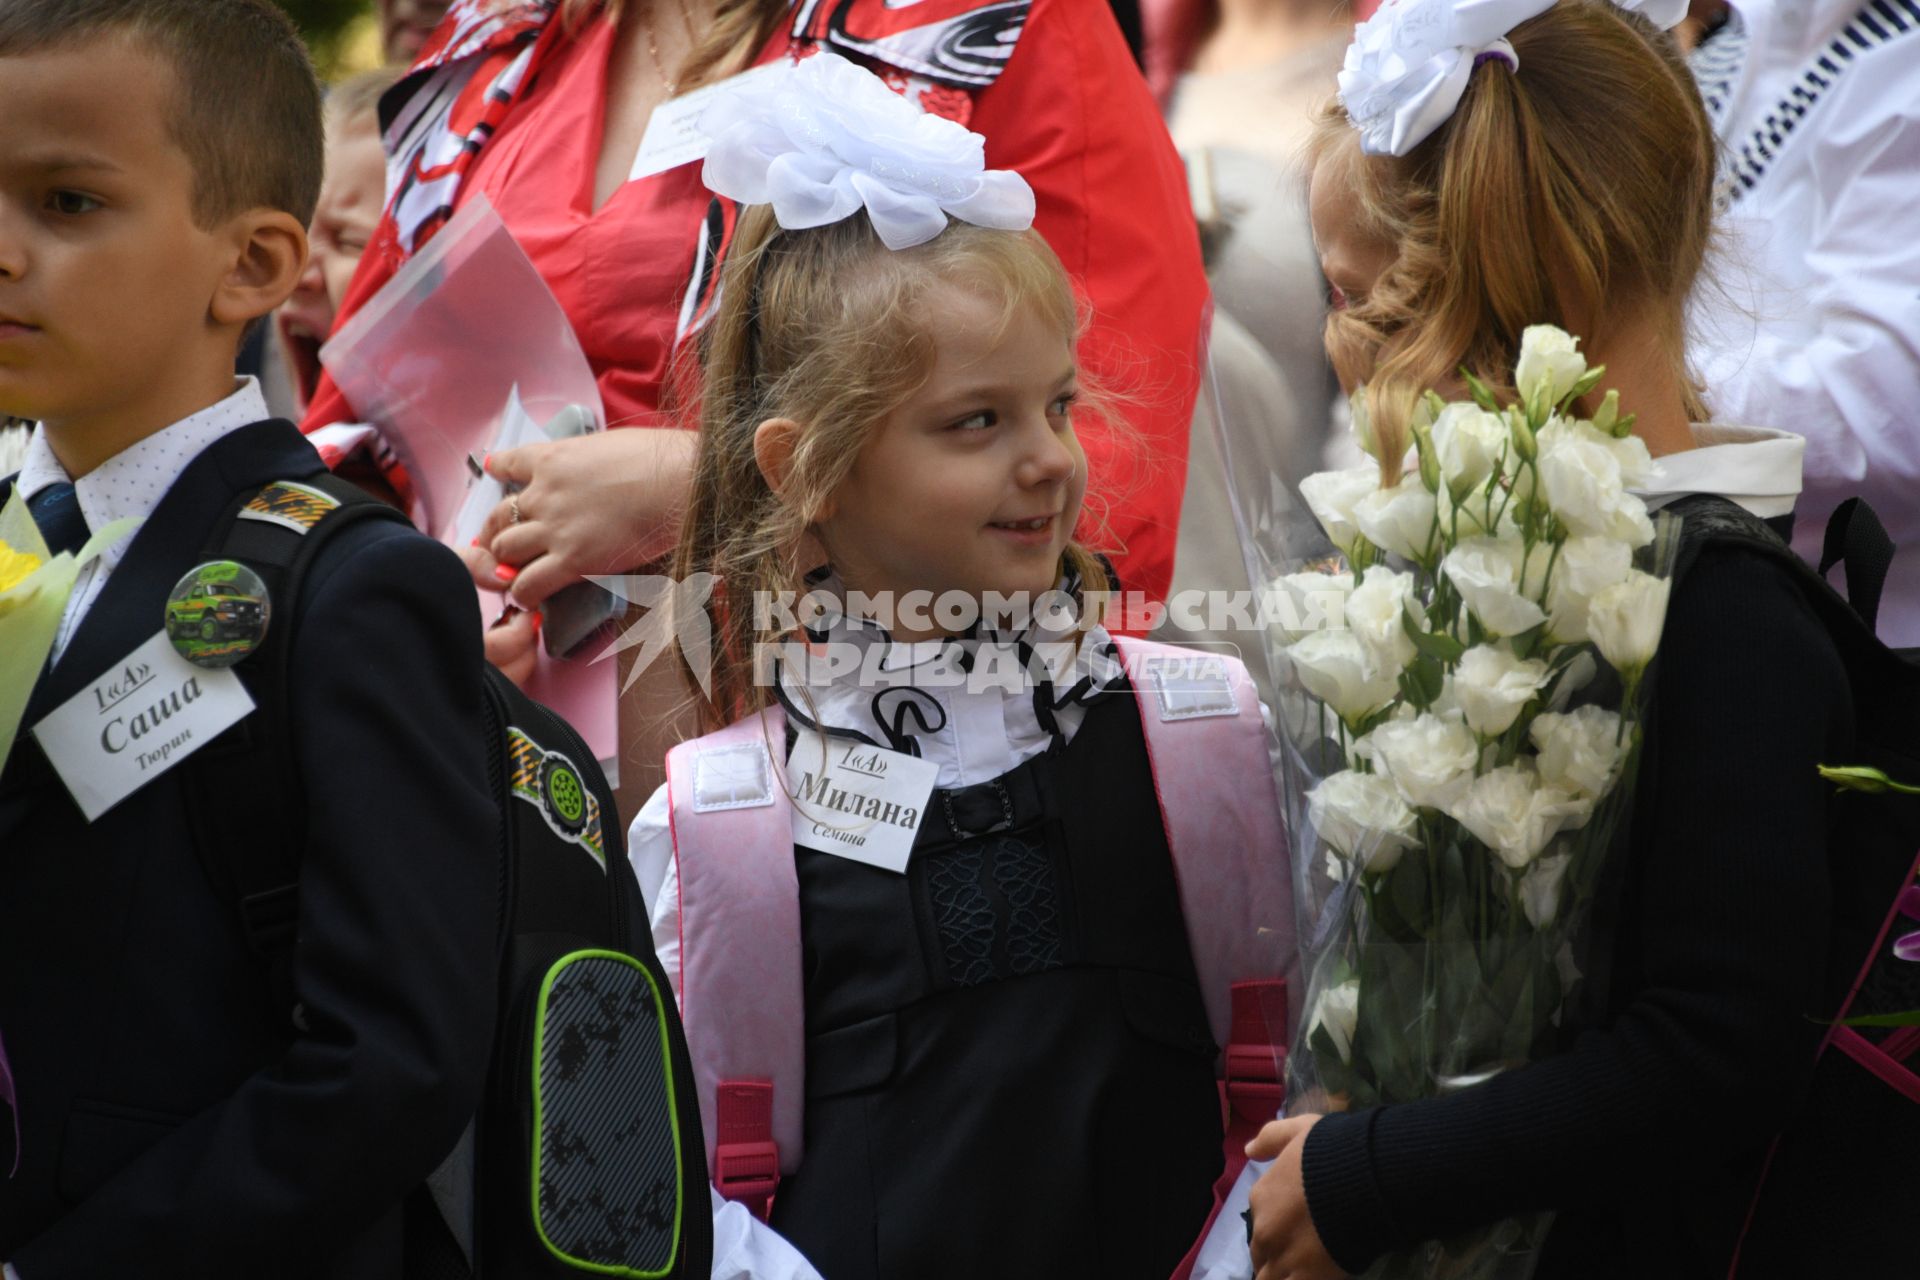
[
  {"x1": 1190, "y1": 1159, "x2": 1270, "y2": 1280},
  {"x1": 708, "y1": 1185, "x2": 823, "y2": 1279}
]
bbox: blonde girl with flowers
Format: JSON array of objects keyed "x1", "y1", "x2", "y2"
[
  {"x1": 1230, "y1": 1, "x2": 1855, "y2": 1278},
  {"x1": 625, "y1": 56, "x2": 1295, "y2": 1280}
]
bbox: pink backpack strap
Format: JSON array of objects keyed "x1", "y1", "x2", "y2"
[
  {"x1": 1110, "y1": 636, "x2": 1298, "y2": 1280},
  {"x1": 665, "y1": 708, "x2": 804, "y2": 1219}
]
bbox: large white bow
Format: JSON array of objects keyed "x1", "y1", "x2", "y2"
[
  {"x1": 1339, "y1": 0, "x2": 1690, "y2": 157},
  {"x1": 700, "y1": 52, "x2": 1036, "y2": 251}
]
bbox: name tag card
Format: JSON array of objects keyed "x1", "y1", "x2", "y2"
[
  {"x1": 629, "y1": 64, "x2": 785, "y2": 182},
  {"x1": 787, "y1": 729, "x2": 938, "y2": 875},
  {"x1": 33, "y1": 631, "x2": 255, "y2": 821}
]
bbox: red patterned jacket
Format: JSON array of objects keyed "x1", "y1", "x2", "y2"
[{"x1": 302, "y1": 0, "x2": 1208, "y2": 605}]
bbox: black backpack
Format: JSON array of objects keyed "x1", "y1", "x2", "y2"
[
  {"x1": 180, "y1": 471, "x2": 712, "y2": 1279},
  {"x1": 1667, "y1": 495, "x2": 1920, "y2": 1277}
]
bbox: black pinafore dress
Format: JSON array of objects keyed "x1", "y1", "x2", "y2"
[{"x1": 769, "y1": 690, "x2": 1224, "y2": 1279}]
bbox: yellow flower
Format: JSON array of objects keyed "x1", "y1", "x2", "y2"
[{"x1": 0, "y1": 538, "x2": 43, "y2": 595}]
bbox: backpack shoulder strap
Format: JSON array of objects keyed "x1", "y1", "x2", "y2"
[
  {"x1": 1665, "y1": 492, "x2": 1899, "y2": 664},
  {"x1": 1112, "y1": 635, "x2": 1297, "y2": 1280},
  {"x1": 664, "y1": 707, "x2": 804, "y2": 1218},
  {"x1": 1110, "y1": 636, "x2": 1296, "y2": 1056},
  {"x1": 182, "y1": 475, "x2": 411, "y2": 987}
]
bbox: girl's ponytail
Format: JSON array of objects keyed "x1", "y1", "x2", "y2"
[{"x1": 1315, "y1": 0, "x2": 1715, "y2": 478}]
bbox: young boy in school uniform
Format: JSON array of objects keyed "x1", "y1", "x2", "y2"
[{"x1": 0, "y1": 2, "x2": 499, "y2": 1275}]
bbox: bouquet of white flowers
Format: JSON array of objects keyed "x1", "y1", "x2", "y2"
[{"x1": 1269, "y1": 326, "x2": 1677, "y2": 1279}]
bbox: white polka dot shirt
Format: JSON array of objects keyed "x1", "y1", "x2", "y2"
[{"x1": 14, "y1": 378, "x2": 271, "y2": 664}]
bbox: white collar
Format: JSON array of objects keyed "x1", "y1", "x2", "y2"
[
  {"x1": 1636, "y1": 422, "x2": 1804, "y2": 520},
  {"x1": 772, "y1": 572, "x2": 1125, "y2": 790},
  {"x1": 16, "y1": 379, "x2": 268, "y2": 570}
]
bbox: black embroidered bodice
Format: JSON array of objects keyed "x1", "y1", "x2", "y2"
[{"x1": 769, "y1": 690, "x2": 1224, "y2": 1280}]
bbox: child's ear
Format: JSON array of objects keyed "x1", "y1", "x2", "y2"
[
  {"x1": 209, "y1": 210, "x2": 309, "y2": 329},
  {"x1": 755, "y1": 417, "x2": 835, "y2": 520}
]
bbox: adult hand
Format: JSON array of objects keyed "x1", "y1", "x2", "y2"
[
  {"x1": 1246, "y1": 1114, "x2": 1346, "y2": 1280},
  {"x1": 479, "y1": 427, "x2": 696, "y2": 608},
  {"x1": 457, "y1": 541, "x2": 540, "y2": 686}
]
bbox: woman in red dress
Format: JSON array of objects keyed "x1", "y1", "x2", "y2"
[{"x1": 304, "y1": 0, "x2": 1209, "y2": 802}]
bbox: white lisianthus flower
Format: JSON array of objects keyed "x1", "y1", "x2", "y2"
[
  {"x1": 1354, "y1": 711, "x2": 1479, "y2": 811},
  {"x1": 1307, "y1": 769, "x2": 1419, "y2": 873},
  {"x1": 1545, "y1": 535, "x2": 1634, "y2": 643},
  {"x1": 1514, "y1": 325, "x2": 1587, "y2": 408},
  {"x1": 1306, "y1": 979, "x2": 1362, "y2": 1063},
  {"x1": 1344, "y1": 567, "x2": 1418, "y2": 676},
  {"x1": 1442, "y1": 536, "x2": 1547, "y2": 636},
  {"x1": 1446, "y1": 763, "x2": 1580, "y2": 869},
  {"x1": 1545, "y1": 650, "x2": 1598, "y2": 712},
  {"x1": 1451, "y1": 643, "x2": 1550, "y2": 737},
  {"x1": 1268, "y1": 570, "x2": 1355, "y2": 644},
  {"x1": 1430, "y1": 402, "x2": 1510, "y2": 500},
  {"x1": 1536, "y1": 429, "x2": 1656, "y2": 546},
  {"x1": 1300, "y1": 466, "x2": 1379, "y2": 559},
  {"x1": 1529, "y1": 705, "x2": 1625, "y2": 801},
  {"x1": 1537, "y1": 417, "x2": 1657, "y2": 488},
  {"x1": 1288, "y1": 629, "x2": 1401, "y2": 723},
  {"x1": 1520, "y1": 851, "x2": 1573, "y2": 928},
  {"x1": 1588, "y1": 569, "x2": 1671, "y2": 676},
  {"x1": 1353, "y1": 474, "x2": 1440, "y2": 564}
]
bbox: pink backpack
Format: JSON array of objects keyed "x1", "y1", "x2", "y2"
[{"x1": 663, "y1": 636, "x2": 1296, "y2": 1266}]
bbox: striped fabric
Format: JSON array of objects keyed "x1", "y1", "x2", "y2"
[
  {"x1": 1688, "y1": 11, "x2": 1751, "y2": 127},
  {"x1": 1714, "y1": 0, "x2": 1920, "y2": 207}
]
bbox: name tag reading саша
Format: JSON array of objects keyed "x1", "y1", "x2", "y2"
[{"x1": 33, "y1": 630, "x2": 254, "y2": 821}]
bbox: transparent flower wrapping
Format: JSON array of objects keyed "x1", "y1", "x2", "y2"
[
  {"x1": 1218, "y1": 327, "x2": 1678, "y2": 1279},
  {"x1": 0, "y1": 493, "x2": 138, "y2": 774}
]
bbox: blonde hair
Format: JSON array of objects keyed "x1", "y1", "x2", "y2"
[
  {"x1": 562, "y1": 0, "x2": 786, "y2": 92},
  {"x1": 672, "y1": 205, "x2": 1112, "y2": 731},
  {"x1": 1307, "y1": 0, "x2": 1715, "y2": 476}
]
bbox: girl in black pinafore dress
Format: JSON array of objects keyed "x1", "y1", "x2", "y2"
[{"x1": 624, "y1": 56, "x2": 1293, "y2": 1280}]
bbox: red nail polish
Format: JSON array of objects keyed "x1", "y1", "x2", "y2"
[
  {"x1": 494, "y1": 564, "x2": 519, "y2": 583},
  {"x1": 530, "y1": 610, "x2": 544, "y2": 635},
  {"x1": 470, "y1": 537, "x2": 481, "y2": 547}
]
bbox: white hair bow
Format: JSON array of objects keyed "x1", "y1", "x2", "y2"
[
  {"x1": 700, "y1": 52, "x2": 1036, "y2": 251},
  {"x1": 1339, "y1": 0, "x2": 1690, "y2": 157}
]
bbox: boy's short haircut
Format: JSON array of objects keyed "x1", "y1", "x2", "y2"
[{"x1": 0, "y1": 0, "x2": 323, "y2": 228}]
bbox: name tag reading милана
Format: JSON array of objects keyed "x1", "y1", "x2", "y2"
[
  {"x1": 33, "y1": 630, "x2": 255, "y2": 821},
  {"x1": 788, "y1": 729, "x2": 937, "y2": 874}
]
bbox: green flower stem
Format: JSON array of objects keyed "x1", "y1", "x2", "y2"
[{"x1": 1536, "y1": 538, "x2": 1564, "y2": 610}]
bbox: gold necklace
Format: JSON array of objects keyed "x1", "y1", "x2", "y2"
[
  {"x1": 639, "y1": 11, "x2": 676, "y2": 97},
  {"x1": 639, "y1": 0, "x2": 695, "y2": 98}
]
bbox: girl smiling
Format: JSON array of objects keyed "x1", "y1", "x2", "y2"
[{"x1": 626, "y1": 56, "x2": 1296, "y2": 1280}]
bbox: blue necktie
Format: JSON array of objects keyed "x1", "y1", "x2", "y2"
[{"x1": 27, "y1": 482, "x2": 88, "y2": 557}]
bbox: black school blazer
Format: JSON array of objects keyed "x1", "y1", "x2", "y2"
[{"x1": 0, "y1": 421, "x2": 499, "y2": 1278}]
